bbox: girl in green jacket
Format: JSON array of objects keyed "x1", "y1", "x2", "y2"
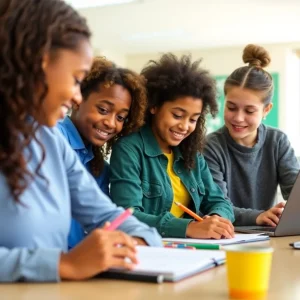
[{"x1": 110, "y1": 54, "x2": 235, "y2": 239}]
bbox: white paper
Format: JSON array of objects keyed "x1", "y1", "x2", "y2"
[{"x1": 163, "y1": 233, "x2": 269, "y2": 245}]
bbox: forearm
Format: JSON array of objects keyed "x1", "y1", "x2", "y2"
[
  {"x1": 233, "y1": 206, "x2": 264, "y2": 226},
  {"x1": 0, "y1": 247, "x2": 61, "y2": 282}
]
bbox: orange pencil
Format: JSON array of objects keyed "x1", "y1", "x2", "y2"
[{"x1": 174, "y1": 201, "x2": 203, "y2": 222}]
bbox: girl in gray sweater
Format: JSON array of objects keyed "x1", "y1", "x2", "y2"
[{"x1": 204, "y1": 44, "x2": 300, "y2": 226}]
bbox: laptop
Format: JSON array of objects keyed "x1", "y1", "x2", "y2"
[{"x1": 234, "y1": 171, "x2": 300, "y2": 236}]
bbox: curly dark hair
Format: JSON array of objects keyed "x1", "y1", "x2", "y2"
[
  {"x1": 141, "y1": 53, "x2": 218, "y2": 170},
  {"x1": 79, "y1": 56, "x2": 147, "y2": 176},
  {"x1": 0, "y1": 0, "x2": 91, "y2": 203}
]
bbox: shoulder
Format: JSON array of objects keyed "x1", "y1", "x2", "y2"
[
  {"x1": 114, "y1": 130, "x2": 143, "y2": 150},
  {"x1": 56, "y1": 118, "x2": 72, "y2": 139},
  {"x1": 263, "y1": 125, "x2": 289, "y2": 144},
  {"x1": 204, "y1": 127, "x2": 228, "y2": 156},
  {"x1": 205, "y1": 127, "x2": 227, "y2": 146}
]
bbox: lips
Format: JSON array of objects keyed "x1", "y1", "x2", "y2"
[
  {"x1": 231, "y1": 124, "x2": 247, "y2": 132},
  {"x1": 170, "y1": 129, "x2": 186, "y2": 140},
  {"x1": 94, "y1": 128, "x2": 113, "y2": 140}
]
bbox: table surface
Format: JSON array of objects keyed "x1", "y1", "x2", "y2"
[{"x1": 1, "y1": 236, "x2": 300, "y2": 300}]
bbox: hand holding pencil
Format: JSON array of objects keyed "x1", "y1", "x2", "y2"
[
  {"x1": 59, "y1": 208, "x2": 138, "y2": 280},
  {"x1": 174, "y1": 201, "x2": 234, "y2": 239}
]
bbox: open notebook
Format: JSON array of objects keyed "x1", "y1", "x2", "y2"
[
  {"x1": 98, "y1": 246, "x2": 225, "y2": 283},
  {"x1": 163, "y1": 233, "x2": 270, "y2": 245}
]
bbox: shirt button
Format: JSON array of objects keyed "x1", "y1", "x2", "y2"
[
  {"x1": 177, "y1": 169, "x2": 182, "y2": 174},
  {"x1": 147, "y1": 192, "x2": 151, "y2": 196},
  {"x1": 83, "y1": 150, "x2": 87, "y2": 154},
  {"x1": 162, "y1": 232, "x2": 165, "y2": 236},
  {"x1": 190, "y1": 188, "x2": 195, "y2": 193}
]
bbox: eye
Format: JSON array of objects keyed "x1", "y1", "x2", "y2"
[
  {"x1": 246, "y1": 111, "x2": 255, "y2": 114},
  {"x1": 116, "y1": 115, "x2": 127, "y2": 122},
  {"x1": 190, "y1": 119, "x2": 198, "y2": 124},
  {"x1": 74, "y1": 77, "x2": 82, "y2": 86},
  {"x1": 227, "y1": 107, "x2": 236, "y2": 111},
  {"x1": 97, "y1": 107, "x2": 108, "y2": 115},
  {"x1": 172, "y1": 113, "x2": 182, "y2": 119}
]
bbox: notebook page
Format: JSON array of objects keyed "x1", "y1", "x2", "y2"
[
  {"x1": 129, "y1": 246, "x2": 225, "y2": 279},
  {"x1": 163, "y1": 233, "x2": 269, "y2": 245}
]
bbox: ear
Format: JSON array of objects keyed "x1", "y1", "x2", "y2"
[
  {"x1": 42, "y1": 53, "x2": 50, "y2": 72},
  {"x1": 150, "y1": 106, "x2": 157, "y2": 115},
  {"x1": 263, "y1": 103, "x2": 273, "y2": 118}
]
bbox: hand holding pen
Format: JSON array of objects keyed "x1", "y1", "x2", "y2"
[
  {"x1": 59, "y1": 208, "x2": 138, "y2": 280},
  {"x1": 174, "y1": 201, "x2": 234, "y2": 239}
]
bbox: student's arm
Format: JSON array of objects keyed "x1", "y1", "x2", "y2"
[
  {"x1": 0, "y1": 248, "x2": 61, "y2": 282},
  {"x1": 110, "y1": 141, "x2": 192, "y2": 238},
  {"x1": 277, "y1": 133, "x2": 300, "y2": 198},
  {"x1": 204, "y1": 143, "x2": 263, "y2": 226},
  {"x1": 60, "y1": 135, "x2": 161, "y2": 247}
]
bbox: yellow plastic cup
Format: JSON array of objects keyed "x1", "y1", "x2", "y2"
[{"x1": 225, "y1": 246, "x2": 273, "y2": 299}]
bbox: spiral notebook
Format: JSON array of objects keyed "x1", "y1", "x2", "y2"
[{"x1": 99, "y1": 246, "x2": 225, "y2": 283}]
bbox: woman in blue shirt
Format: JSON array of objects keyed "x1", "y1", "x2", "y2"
[
  {"x1": 0, "y1": 0, "x2": 161, "y2": 283},
  {"x1": 57, "y1": 57, "x2": 147, "y2": 248}
]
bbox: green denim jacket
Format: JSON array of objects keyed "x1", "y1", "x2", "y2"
[{"x1": 110, "y1": 125, "x2": 234, "y2": 238}]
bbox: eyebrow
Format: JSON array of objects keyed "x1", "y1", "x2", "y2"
[
  {"x1": 97, "y1": 99, "x2": 130, "y2": 112},
  {"x1": 226, "y1": 101, "x2": 258, "y2": 109},
  {"x1": 172, "y1": 107, "x2": 202, "y2": 116}
]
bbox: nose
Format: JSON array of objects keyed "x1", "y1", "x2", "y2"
[
  {"x1": 103, "y1": 116, "x2": 117, "y2": 129},
  {"x1": 178, "y1": 119, "x2": 189, "y2": 131},
  {"x1": 233, "y1": 110, "x2": 244, "y2": 122},
  {"x1": 72, "y1": 85, "x2": 83, "y2": 106}
]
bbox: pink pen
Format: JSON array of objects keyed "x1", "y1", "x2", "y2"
[{"x1": 105, "y1": 208, "x2": 134, "y2": 231}]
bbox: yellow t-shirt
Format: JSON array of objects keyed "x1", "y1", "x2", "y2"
[{"x1": 164, "y1": 151, "x2": 191, "y2": 217}]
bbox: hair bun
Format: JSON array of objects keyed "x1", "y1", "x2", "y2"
[{"x1": 242, "y1": 44, "x2": 271, "y2": 68}]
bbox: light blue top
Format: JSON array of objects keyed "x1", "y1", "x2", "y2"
[
  {"x1": 57, "y1": 117, "x2": 109, "y2": 248},
  {"x1": 0, "y1": 125, "x2": 162, "y2": 282}
]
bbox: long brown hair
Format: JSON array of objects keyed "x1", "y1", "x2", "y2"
[{"x1": 0, "y1": 0, "x2": 91, "y2": 202}]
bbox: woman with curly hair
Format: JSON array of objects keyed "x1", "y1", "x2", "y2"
[
  {"x1": 204, "y1": 44, "x2": 299, "y2": 227},
  {"x1": 57, "y1": 56, "x2": 147, "y2": 248},
  {"x1": 110, "y1": 53, "x2": 235, "y2": 239},
  {"x1": 0, "y1": 0, "x2": 161, "y2": 283}
]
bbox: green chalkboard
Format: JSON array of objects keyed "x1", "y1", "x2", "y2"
[{"x1": 206, "y1": 73, "x2": 279, "y2": 133}]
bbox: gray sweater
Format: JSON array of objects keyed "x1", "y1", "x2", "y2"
[{"x1": 204, "y1": 124, "x2": 300, "y2": 226}]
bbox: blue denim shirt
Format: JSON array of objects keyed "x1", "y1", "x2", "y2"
[
  {"x1": 0, "y1": 125, "x2": 161, "y2": 282},
  {"x1": 57, "y1": 117, "x2": 109, "y2": 248}
]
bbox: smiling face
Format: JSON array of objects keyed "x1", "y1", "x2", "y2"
[
  {"x1": 150, "y1": 96, "x2": 203, "y2": 153},
  {"x1": 224, "y1": 87, "x2": 272, "y2": 147},
  {"x1": 71, "y1": 83, "x2": 132, "y2": 147},
  {"x1": 39, "y1": 39, "x2": 93, "y2": 127}
]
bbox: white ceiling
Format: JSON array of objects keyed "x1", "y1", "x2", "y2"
[{"x1": 78, "y1": 0, "x2": 300, "y2": 54}]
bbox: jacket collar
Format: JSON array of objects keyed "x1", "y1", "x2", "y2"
[{"x1": 140, "y1": 124, "x2": 183, "y2": 160}]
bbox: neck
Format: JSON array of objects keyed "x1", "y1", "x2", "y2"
[{"x1": 233, "y1": 130, "x2": 258, "y2": 148}]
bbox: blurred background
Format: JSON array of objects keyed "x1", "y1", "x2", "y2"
[{"x1": 67, "y1": 0, "x2": 300, "y2": 156}]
